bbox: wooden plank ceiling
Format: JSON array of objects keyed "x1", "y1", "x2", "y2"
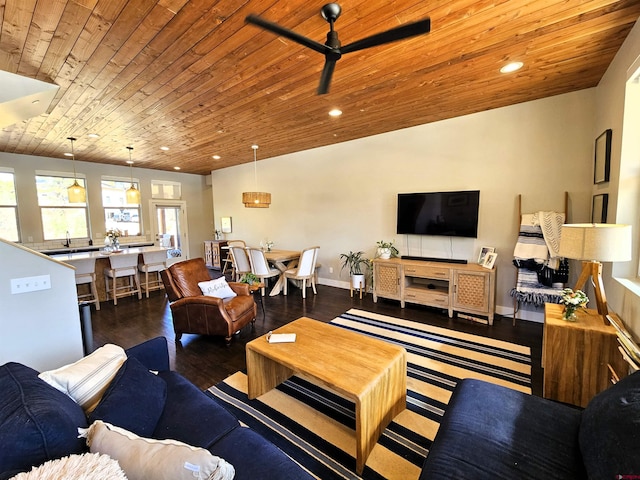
[{"x1": 0, "y1": 0, "x2": 639, "y2": 175}]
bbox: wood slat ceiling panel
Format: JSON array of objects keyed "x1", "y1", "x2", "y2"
[{"x1": 0, "y1": 0, "x2": 639, "y2": 175}]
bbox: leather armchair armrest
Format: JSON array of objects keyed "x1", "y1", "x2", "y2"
[
  {"x1": 229, "y1": 282, "x2": 250, "y2": 296},
  {"x1": 172, "y1": 295, "x2": 225, "y2": 308}
]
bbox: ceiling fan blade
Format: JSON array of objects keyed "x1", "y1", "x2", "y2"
[
  {"x1": 317, "y1": 58, "x2": 337, "y2": 95},
  {"x1": 246, "y1": 14, "x2": 329, "y2": 55},
  {"x1": 341, "y1": 18, "x2": 431, "y2": 54}
]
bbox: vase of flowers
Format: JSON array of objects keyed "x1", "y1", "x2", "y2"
[
  {"x1": 560, "y1": 288, "x2": 589, "y2": 321},
  {"x1": 106, "y1": 228, "x2": 121, "y2": 250}
]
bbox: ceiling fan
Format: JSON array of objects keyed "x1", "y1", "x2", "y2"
[{"x1": 246, "y1": 3, "x2": 431, "y2": 95}]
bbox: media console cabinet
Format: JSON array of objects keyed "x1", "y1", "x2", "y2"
[{"x1": 372, "y1": 258, "x2": 496, "y2": 324}]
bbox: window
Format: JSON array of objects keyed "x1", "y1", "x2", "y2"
[
  {"x1": 101, "y1": 178, "x2": 141, "y2": 236},
  {"x1": 151, "y1": 180, "x2": 181, "y2": 199},
  {"x1": 35, "y1": 173, "x2": 88, "y2": 240},
  {"x1": 0, "y1": 170, "x2": 19, "y2": 242}
]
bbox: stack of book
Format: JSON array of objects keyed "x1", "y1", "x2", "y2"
[{"x1": 607, "y1": 314, "x2": 640, "y2": 378}]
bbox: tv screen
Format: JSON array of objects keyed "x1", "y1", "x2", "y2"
[{"x1": 397, "y1": 190, "x2": 480, "y2": 238}]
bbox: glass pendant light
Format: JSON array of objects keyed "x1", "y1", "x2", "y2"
[
  {"x1": 66, "y1": 137, "x2": 86, "y2": 203},
  {"x1": 125, "y1": 146, "x2": 141, "y2": 204}
]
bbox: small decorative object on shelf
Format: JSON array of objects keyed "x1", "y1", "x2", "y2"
[
  {"x1": 560, "y1": 288, "x2": 589, "y2": 321},
  {"x1": 376, "y1": 240, "x2": 399, "y2": 259},
  {"x1": 261, "y1": 240, "x2": 274, "y2": 252}
]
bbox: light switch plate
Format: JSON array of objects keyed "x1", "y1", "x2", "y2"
[{"x1": 10, "y1": 275, "x2": 51, "y2": 294}]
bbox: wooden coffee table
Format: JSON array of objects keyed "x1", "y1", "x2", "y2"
[{"x1": 246, "y1": 317, "x2": 407, "y2": 474}]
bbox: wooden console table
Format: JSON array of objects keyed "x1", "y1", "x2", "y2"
[
  {"x1": 543, "y1": 303, "x2": 628, "y2": 407},
  {"x1": 372, "y1": 258, "x2": 496, "y2": 324}
]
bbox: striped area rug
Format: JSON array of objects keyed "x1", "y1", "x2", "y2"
[{"x1": 206, "y1": 309, "x2": 531, "y2": 479}]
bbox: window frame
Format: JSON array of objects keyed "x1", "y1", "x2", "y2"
[{"x1": 0, "y1": 168, "x2": 20, "y2": 242}]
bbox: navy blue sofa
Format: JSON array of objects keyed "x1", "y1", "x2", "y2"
[
  {"x1": 0, "y1": 337, "x2": 312, "y2": 479},
  {"x1": 420, "y1": 373, "x2": 640, "y2": 479}
]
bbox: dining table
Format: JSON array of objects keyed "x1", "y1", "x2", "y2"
[{"x1": 263, "y1": 249, "x2": 301, "y2": 296}]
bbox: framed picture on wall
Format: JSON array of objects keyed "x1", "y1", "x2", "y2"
[
  {"x1": 594, "y1": 129, "x2": 612, "y2": 184},
  {"x1": 221, "y1": 216, "x2": 232, "y2": 233},
  {"x1": 591, "y1": 194, "x2": 608, "y2": 223}
]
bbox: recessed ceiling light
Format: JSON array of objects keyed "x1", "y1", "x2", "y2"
[
  {"x1": 64, "y1": 152, "x2": 73, "y2": 157},
  {"x1": 88, "y1": 133, "x2": 99, "y2": 138},
  {"x1": 160, "y1": 146, "x2": 169, "y2": 151},
  {"x1": 212, "y1": 155, "x2": 221, "y2": 160},
  {"x1": 500, "y1": 61, "x2": 524, "y2": 73},
  {"x1": 328, "y1": 109, "x2": 342, "y2": 117},
  {"x1": 173, "y1": 166, "x2": 181, "y2": 170}
]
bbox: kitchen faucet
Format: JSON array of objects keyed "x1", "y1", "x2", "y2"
[{"x1": 63, "y1": 231, "x2": 71, "y2": 248}]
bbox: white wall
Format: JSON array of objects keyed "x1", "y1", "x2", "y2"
[
  {"x1": 594, "y1": 18, "x2": 640, "y2": 336},
  {"x1": 0, "y1": 239, "x2": 84, "y2": 371},
  {"x1": 212, "y1": 89, "x2": 596, "y2": 322}
]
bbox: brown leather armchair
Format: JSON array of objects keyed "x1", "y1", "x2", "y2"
[{"x1": 160, "y1": 258, "x2": 257, "y2": 345}]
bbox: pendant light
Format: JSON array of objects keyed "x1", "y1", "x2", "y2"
[
  {"x1": 125, "y1": 146, "x2": 141, "y2": 204},
  {"x1": 66, "y1": 137, "x2": 86, "y2": 203},
  {"x1": 242, "y1": 144, "x2": 271, "y2": 208}
]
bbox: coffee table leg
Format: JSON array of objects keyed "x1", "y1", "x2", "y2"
[
  {"x1": 246, "y1": 347, "x2": 295, "y2": 399},
  {"x1": 354, "y1": 353, "x2": 407, "y2": 475}
]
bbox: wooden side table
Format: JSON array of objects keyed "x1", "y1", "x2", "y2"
[{"x1": 543, "y1": 303, "x2": 628, "y2": 407}]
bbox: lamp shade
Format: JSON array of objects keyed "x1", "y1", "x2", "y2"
[
  {"x1": 242, "y1": 191, "x2": 271, "y2": 208},
  {"x1": 558, "y1": 223, "x2": 632, "y2": 262}
]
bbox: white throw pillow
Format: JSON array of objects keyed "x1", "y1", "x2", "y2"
[
  {"x1": 38, "y1": 344, "x2": 126, "y2": 413},
  {"x1": 198, "y1": 277, "x2": 237, "y2": 299},
  {"x1": 83, "y1": 420, "x2": 235, "y2": 480}
]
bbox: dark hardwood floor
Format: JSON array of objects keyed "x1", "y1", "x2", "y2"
[{"x1": 91, "y1": 274, "x2": 543, "y2": 395}]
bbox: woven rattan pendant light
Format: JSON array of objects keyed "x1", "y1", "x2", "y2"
[{"x1": 242, "y1": 144, "x2": 271, "y2": 208}]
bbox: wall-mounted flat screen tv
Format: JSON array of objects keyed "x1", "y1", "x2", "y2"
[{"x1": 397, "y1": 190, "x2": 480, "y2": 238}]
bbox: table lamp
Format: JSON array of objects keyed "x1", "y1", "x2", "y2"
[{"x1": 558, "y1": 223, "x2": 632, "y2": 324}]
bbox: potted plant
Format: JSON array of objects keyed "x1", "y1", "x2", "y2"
[
  {"x1": 238, "y1": 272, "x2": 259, "y2": 286},
  {"x1": 339, "y1": 251, "x2": 370, "y2": 290},
  {"x1": 376, "y1": 240, "x2": 399, "y2": 259}
]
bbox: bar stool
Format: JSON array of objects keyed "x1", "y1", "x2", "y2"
[
  {"x1": 104, "y1": 251, "x2": 141, "y2": 305},
  {"x1": 138, "y1": 249, "x2": 168, "y2": 298},
  {"x1": 68, "y1": 257, "x2": 100, "y2": 310}
]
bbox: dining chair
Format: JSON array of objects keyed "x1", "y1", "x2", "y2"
[
  {"x1": 138, "y1": 249, "x2": 168, "y2": 298},
  {"x1": 104, "y1": 251, "x2": 142, "y2": 305},
  {"x1": 229, "y1": 245, "x2": 251, "y2": 281},
  {"x1": 283, "y1": 246, "x2": 320, "y2": 298},
  {"x1": 223, "y1": 240, "x2": 246, "y2": 276},
  {"x1": 246, "y1": 247, "x2": 281, "y2": 296},
  {"x1": 68, "y1": 257, "x2": 100, "y2": 310}
]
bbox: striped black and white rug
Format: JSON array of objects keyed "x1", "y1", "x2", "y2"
[{"x1": 206, "y1": 309, "x2": 531, "y2": 479}]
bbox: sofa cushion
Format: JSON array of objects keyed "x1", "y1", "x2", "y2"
[
  {"x1": 579, "y1": 370, "x2": 640, "y2": 479},
  {"x1": 85, "y1": 420, "x2": 234, "y2": 480},
  {"x1": 0, "y1": 362, "x2": 88, "y2": 477},
  {"x1": 88, "y1": 357, "x2": 167, "y2": 437},
  {"x1": 420, "y1": 379, "x2": 586, "y2": 480},
  {"x1": 38, "y1": 344, "x2": 126, "y2": 413},
  {"x1": 152, "y1": 371, "x2": 239, "y2": 448},
  {"x1": 208, "y1": 426, "x2": 314, "y2": 479}
]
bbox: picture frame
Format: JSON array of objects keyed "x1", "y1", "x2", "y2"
[
  {"x1": 594, "y1": 129, "x2": 612, "y2": 184},
  {"x1": 477, "y1": 246, "x2": 496, "y2": 265},
  {"x1": 482, "y1": 252, "x2": 498, "y2": 269},
  {"x1": 591, "y1": 194, "x2": 608, "y2": 223},
  {"x1": 221, "y1": 216, "x2": 232, "y2": 233}
]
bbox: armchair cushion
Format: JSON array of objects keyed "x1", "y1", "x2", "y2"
[{"x1": 198, "y1": 277, "x2": 237, "y2": 299}]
